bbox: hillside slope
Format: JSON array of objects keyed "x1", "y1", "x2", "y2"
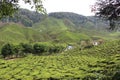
[
  {"x1": 33, "y1": 17, "x2": 92, "y2": 43},
  {"x1": 33, "y1": 17, "x2": 116, "y2": 42},
  {"x1": 0, "y1": 9, "x2": 109, "y2": 29},
  {"x1": 49, "y1": 12, "x2": 109, "y2": 29},
  {"x1": 0, "y1": 23, "x2": 46, "y2": 45},
  {"x1": 0, "y1": 10, "x2": 119, "y2": 46}
]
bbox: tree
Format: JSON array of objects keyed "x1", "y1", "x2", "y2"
[
  {"x1": 49, "y1": 45, "x2": 64, "y2": 53},
  {"x1": 33, "y1": 43, "x2": 46, "y2": 54},
  {"x1": 93, "y1": 0, "x2": 120, "y2": 30},
  {"x1": 20, "y1": 43, "x2": 33, "y2": 53},
  {"x1": 0, "y1": 0, "x2": 45, "y2": 18},
  {"x1": 1, "y1": 43, "x2": 14, "y2": 58}
]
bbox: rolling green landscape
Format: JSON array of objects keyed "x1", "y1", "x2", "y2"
[{"x1": 0, "y1": 9, "x2": 120, "y2": 80}]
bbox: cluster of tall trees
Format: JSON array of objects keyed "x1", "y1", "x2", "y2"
[{"x1": 1, "y1": 43, "x2": 65, "y2": 59}]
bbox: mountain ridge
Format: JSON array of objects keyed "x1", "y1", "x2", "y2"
[
  {"x1": 0, "y1": 9, "x2": 109, "y2": 29},
  {"x1": 0, "y1": 9, "x2": 119, "y2": 47}
]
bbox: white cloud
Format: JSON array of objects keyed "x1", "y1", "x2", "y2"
[
  {"x1": 19, "y1": 0, "x2": 96, "y2": 16},
  {"x1": 18, "y1": 0, "x2": 35, "y2": 11},
  {"x1": 43, "y1": 0, "x2": 96, "y2": 16}
]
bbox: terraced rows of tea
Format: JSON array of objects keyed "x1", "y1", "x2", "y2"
[
  {"x1": 0, "y1": 40, "x2": 120, "y2": 80},
  {"x1": 0, "y1": 55, "x2": 97, "y2": 79}
]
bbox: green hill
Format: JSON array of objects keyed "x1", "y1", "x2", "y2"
[
  {"x1": 0, "y1": 10, "x2": 119, "y2": 46},
  {"x1": 32, "y1": 17, "x2": 116, "y2": 43},
  {"x1": 0, "y1": 9, "x2": 109, "y2": 30},
  {"x1": 49, "y1": 12, "x2": 109, "y2": 29},
  {"x1": 0, "y1": 23, "x2": 46, "y2": 45},
  {"x1": 33, "y1": 17, "x2": 76, "y2": 32},
  {"x1": 33, "y1": 17, "x2": 92, "y2": 43},
  {"x1": 0, "y1": 17, "x2": 118, "y2": 47}
]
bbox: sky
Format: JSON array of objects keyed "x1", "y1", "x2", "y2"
[{"x1": 19, "y1": 0, "x2": 96, "y2": 16}]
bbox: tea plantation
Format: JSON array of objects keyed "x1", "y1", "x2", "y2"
[{"x1": 0, "y1": 40, "x2": 120, "y2": 80}]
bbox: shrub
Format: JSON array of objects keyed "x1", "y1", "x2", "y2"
[
  {"x1": 33, "y1": 44, "x2": 47, "y2": 55},
  {"x1": 1, "y1": 43, "x2": 66, "y2": 58},
  {"x1": 49, "y1": 45, "x2": 64, "y2": 53},
  {"x1": 20, "y1": 43, "x2": 33, "y2": 54},
  {"x1": 13, "y1": 44, "x2": 25, "y2": 57},
  {"x1": 1, "y1": 43, "x2": 15, "y2": 58}
]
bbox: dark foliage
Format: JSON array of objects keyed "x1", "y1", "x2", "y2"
[
  {"x1": 49, "y1": 45, "x2": 64, "y2": 53},
  {"x1": 1, "y1": 43, "x2": 14, "y2": 58},
  {"x1": 0, "y1": 0, "x2": 44, "y2": 18},
  {"x1": 33, "y1": 44, "x2": 47, "y2": 54},
  {"x1": 112, "y1": 71, "x2": 120, "y2": 80},
  {"x1": 94, "y1": 0, "x2": 120, "y2": 30},
  {"x1": 0, "y1": 43, "x2": 65, "y2": 58},
  {"x1": 0, "y1": 0, "x2": 18, "y2": 18},
  {"x1": 20, "y1": 43, "x2": 33, "y2": 54}
]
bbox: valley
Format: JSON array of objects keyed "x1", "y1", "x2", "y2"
[{"x1": 0, "y1": 9, "x2": 120, "y2": 80}]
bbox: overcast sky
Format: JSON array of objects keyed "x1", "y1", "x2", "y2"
[{"x1": 19, "y1": 0, "x2": 96, "y2": 16}]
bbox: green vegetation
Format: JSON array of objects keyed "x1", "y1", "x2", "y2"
[
  {"x1": 0, "y1": 9, "x2": 109, "y2": 28},
  {"x1": 0, "y1": 10, "x2": 118, "y2": 45},
  {"x1": 1, "y1": 9, "x2": 45, "y2": 27},
  {"x1": 0, "y1": 0, "x2": 44, "y2": 18},
  {"x1": 0, "y1": 23, "x2": 47, "y2": 46},
  {"x1": 1, "y1": 43, "x2": 15, "y2": 58},
  {"x1": 49, "y1": 12, "x2": 108, "y2": 29},
  {"x1": 0, "y1": 9, "x2": 120, "y2": 80},
  {"x1": 33, "y1": 17, "x2": 68, "y2": 32},
  {"x1": 1, "y1": 43, "x2": 66, "y2": 59},
  {"x1": 93, "y1": 0, "x2": 120, "y2": 30},
  {"x1": 0, "y1": 40, "x2": 119, "y2": 79}
]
